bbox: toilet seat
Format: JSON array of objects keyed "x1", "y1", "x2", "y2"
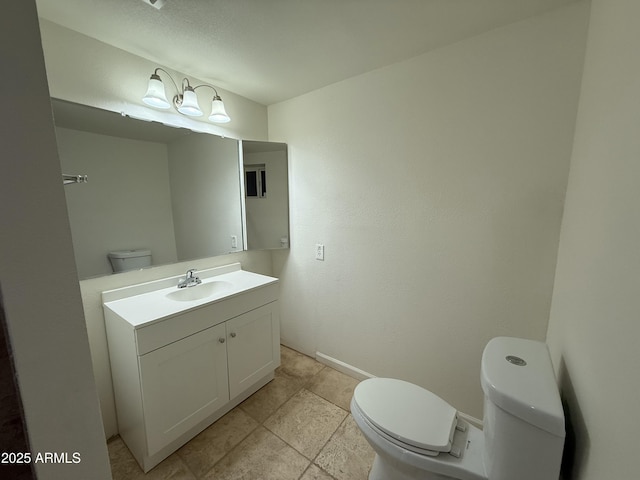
[{"x1": 352, "y1": 378, "x2": 458, "y2": 456}]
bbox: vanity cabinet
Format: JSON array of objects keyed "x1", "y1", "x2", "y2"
[
  {"x1": 103, "y1": 265, "x2": 279, "y2": 472},
  {"x1": 140, "y1": 322, "x2": 229, "y2": 456},
  {"x1": 227, "y1": 303, "x2": 278, "y2": 398}
]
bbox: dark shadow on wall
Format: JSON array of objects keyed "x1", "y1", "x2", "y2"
[
  {"x1": 0, "y1": 288, "x2": 35, "y2": 479},
  {"x1": 557, "y1": 357, "x2": 590, "y2": 480}
]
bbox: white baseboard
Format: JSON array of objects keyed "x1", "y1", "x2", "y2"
[
  {"x1": 315, "y1": 350, "x2": 483, "y2": 429},
  {"x1": 315, "y1": 351, "x2": 375, "y2": 381}
]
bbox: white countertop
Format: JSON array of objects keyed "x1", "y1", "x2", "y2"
[{"x1": 103, "y1": 266, "x2": 278, "y2": 328}]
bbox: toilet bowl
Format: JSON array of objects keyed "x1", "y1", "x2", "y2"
[{"x1": 351, "y1": 337, "x2": 565, "y2": 480}]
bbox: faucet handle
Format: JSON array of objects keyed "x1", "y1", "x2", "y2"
[{"x1": 186, "y1": 268, "x2": 197, "y2": 278}]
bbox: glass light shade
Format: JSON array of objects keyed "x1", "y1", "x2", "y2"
[
  {"x1": 142, "y1": 74, "x2": 171, "y2": 109},
  {"x1": 208, "y1": 96, "x2": 231, "y2": 123},
  {"x1": 177, "y1": 87, "x2": 203, "y2": 116}
]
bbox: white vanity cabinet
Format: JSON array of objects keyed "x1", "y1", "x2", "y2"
[
  {"x1": 226, "y1": 303, "x2": 280, "y2": 398},
  {"x1": 103, "y1": 264, "x2": 279, "y2": 472},
  {"x1": 139, "y1": 321, "x2": 229, "y2": 457}
]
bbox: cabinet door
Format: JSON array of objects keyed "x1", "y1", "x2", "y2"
[
  {"x1": 227, "y1": 302, "x2": 279, "y2": 399},
  {"x1": 139, "y1": 323, "x2": 229, "y2": 456}
]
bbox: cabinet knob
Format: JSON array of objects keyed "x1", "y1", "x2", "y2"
[
  {"x1": 230, "y1": 332, "x2": 237, "y2": 338},
  {"x1": 218, "y1": 337, "x2": 226, "y2": 343}
]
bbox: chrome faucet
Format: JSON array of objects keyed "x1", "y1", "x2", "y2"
[{"x1": 177, "y1": 269, "x2": 202, "y2": 288}]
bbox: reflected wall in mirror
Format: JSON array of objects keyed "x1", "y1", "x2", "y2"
[
  {"x1": 52, "y1": 99, "x2": 243, "y2": 279},
  {"x1": 242, "y1": 141, "x2": 290, "y2": 250}
]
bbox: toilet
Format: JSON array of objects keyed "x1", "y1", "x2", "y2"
[
  {"x1": 107, "y1": 249, "x2": 152, "y2": 273},
  {"x1": 351, "y1": 337, "x2": 565, "y2": 480}
]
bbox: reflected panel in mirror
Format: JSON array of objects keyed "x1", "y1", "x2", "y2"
[{"x1": 242, "y1": 140, "x2": 290, "y2": 250}]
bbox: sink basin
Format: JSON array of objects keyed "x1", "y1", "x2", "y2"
[{"x1": 166, "y1": 281, "x2": 232, "y2": 302}]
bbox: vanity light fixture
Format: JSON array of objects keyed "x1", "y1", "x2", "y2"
[{"x1": 142, "y1": 67, "x2": 231, "y2": 124}]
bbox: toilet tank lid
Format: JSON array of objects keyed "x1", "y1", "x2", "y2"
[
  {"x1": 108, "y1": 249, "x2": 151, "y2": 259},
  {"x1": 481, "y1": 337, "x2": 565, "y2": 437}
]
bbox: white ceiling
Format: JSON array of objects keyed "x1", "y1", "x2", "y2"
[{"x1": 36, "y1": 0, "x2": 579, "y2": 106}]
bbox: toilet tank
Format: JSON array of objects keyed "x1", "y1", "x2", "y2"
[
  {"x1": 108, "y1": 249, "x2": 152, "y2": 273},
  {"x1": 481, "y1": 337, "x2": 565, "y2": 480}
]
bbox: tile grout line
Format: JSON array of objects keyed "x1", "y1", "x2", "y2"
[
  {"x1": 305, "y1": 412, "x2": 351, "y2": 480},
  {"x1": 188, "y1": 418, "x2": 262, "y2": 479},
  {"x1": 196, "y1": 378, "x2": 320, "y2": 478},
  {"x1": 261, "y1": 357, "x2": 348, "y2": 479},
  {"x1": 176, "y1": 450, "x2": 199, "y2": 480},
  {"x1": 194, "y1": 375, "x2": 307, "y2": 480},
  {"x1": 276, "y1": 351, "x2": 356, "y2": 480},
  {"x1": 196, "y1": 352, "x2": 317, "y2": 476}
]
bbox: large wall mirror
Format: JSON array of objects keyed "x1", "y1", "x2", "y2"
[{"x1": 52, "y1": 99, "x2": 289, "y2": 280}]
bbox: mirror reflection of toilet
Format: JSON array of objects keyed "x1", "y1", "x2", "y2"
[
  {"x1": 351, "y1": 337, "x2": 565, "y2": 480},
  {"x1": 107, "y1": 249, "x2": 152, "y2": 273}
]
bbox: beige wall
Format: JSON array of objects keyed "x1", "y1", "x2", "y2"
[
  {"x1": 270, "y1": 2, "x2": 590, "y2": 418},
  {"x1": 547, "y1": 1, "x2": 640, "y2": 478},
  {"x1": 0, "y1": 1, "x2": 111, "y2": 478}
]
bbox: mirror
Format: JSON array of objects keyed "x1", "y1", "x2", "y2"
[{"x1": 52, "y1": 99, "x2": 288, "y2": 280}]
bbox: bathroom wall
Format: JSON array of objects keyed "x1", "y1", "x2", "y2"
[
  {"x1": 269, "y1": 1, "x2": 590, "y2": 418},
  {"x1": 0, "y1": 1, "x2": 111, "y2": 478},
  {"x1": 57, "y1": 127, "x2": 178, "y2": 278},
  {"x1": 546, "y1": 1, "x2": 640, "y2": 478}
]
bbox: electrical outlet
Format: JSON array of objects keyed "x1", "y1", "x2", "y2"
[
  {"x1": 231, "y1": 235, "x2": 238, "y2": 249},
  {"x1": 315, "y1": 244, "x2": 325, "y2": 261}
]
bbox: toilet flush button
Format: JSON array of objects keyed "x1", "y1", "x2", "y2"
[{"x1": 506, "y1": 355, "x2": 527, "y2": 366}]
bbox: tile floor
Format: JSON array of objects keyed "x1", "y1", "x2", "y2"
[{"x1": 108, "y1": 345, "x2": 376, "y2": 480}]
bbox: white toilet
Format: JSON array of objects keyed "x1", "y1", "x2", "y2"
[
  {"x1": 107, "y1": 249, "x2": 152, "y2": 273},
  {"x1": 351, "y1": 337, "x2": 565, "y2": 480}
]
